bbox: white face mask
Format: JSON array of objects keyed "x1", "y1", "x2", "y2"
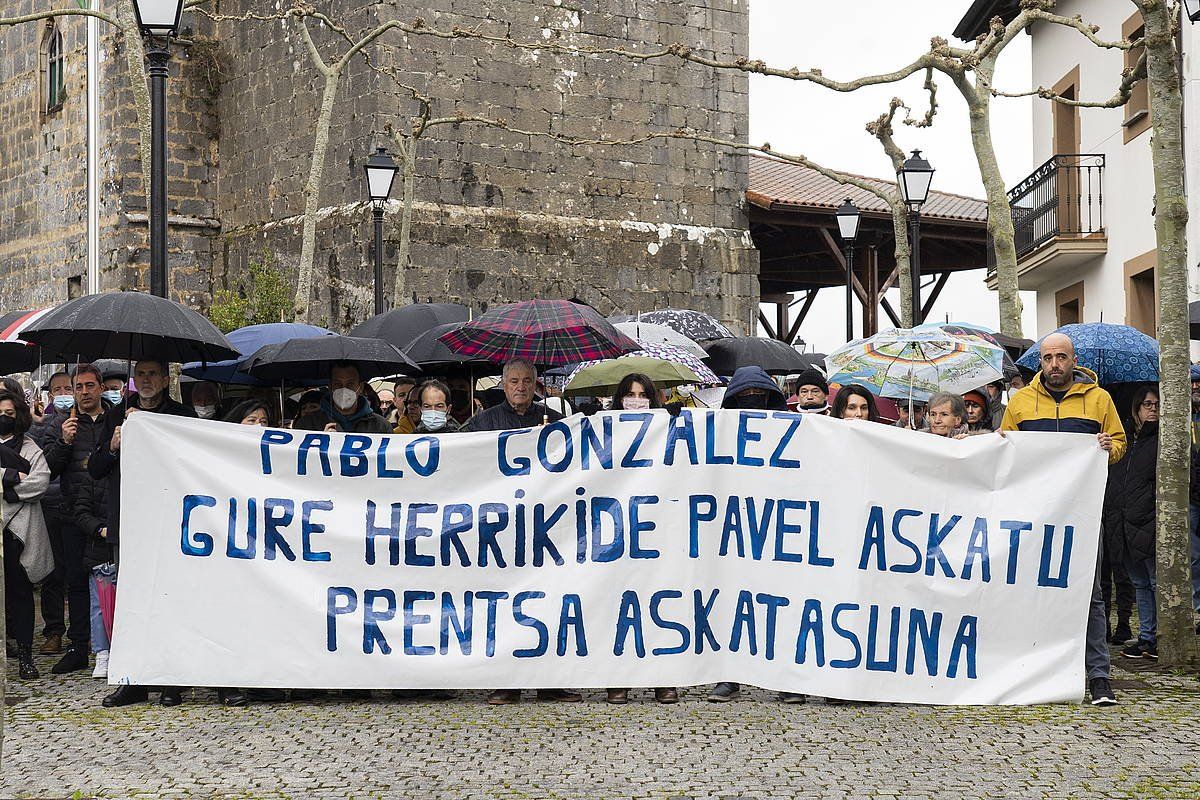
[
  {"x1": 676, "y1": 384, "x2": 695, "y2": 397},
  {"x1": 421, "y1": 410, "x2": 448, "y2": 430},
  {"x1": 332, "y1": 388, "x2": 358, "y2": 410},
  {"x1": 193, "y1": 404, "x2": 217, "y2": 419},
  {"x1": 621, "y1": 396, "x2": 651, "y2": 411}
]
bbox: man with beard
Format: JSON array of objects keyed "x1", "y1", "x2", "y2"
[
  {"x1": 1001, "y1": 332, "x2": 1125, "y2": 706},
  {"x1": 789, "y1": 369, "x2": 829, "y2": 414}
]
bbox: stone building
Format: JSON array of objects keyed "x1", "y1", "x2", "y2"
[{"x1": 0, "y1": 1, "x2": 758, "y2": 334}]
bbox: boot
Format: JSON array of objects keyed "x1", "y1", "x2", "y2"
[{"x1": 17, "y1": 644, "x2": 38, "y2": 680}]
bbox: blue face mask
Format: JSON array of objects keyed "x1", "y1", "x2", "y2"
[
  {"x1": 102, "y1": 390, "x2": 123, "y2": 406},
  {"x1": 52, "y1": 395, "x2": 75, "y2": 412}
]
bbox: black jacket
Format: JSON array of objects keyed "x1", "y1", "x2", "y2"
[
  {"x1": 40, "y1": 405, "x2": 112, "y2": 517},
  {"x1": 88, "y1": 393, "x2": 196, "y2": 544},
  {"x1": 73, "y1": 467, "x2": 113, "y2": 568},
  {"x1": 1103, "y1": 421, "x2": 1157, "y2": 564},
  {"x1": 460, "y1": 401, "x2": 563, "y2": 432}
]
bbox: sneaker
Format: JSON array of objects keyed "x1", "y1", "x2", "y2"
[
  {"x1": 1089, "y1": 677, "x2": 1118, "y2": 706},
  {"x1": 92, "y1": 650, "x2": 109, "y2": 679},
  {"x1": 1141, "y1": 641, "x2": 1159, "y2": 660},
  {"x1": 707, "y1": 682, "x2": 740, "y2": 702},
  {"x1": 1111, "y1": 621, "x2": 1133, "y2": 644},
  {"x1": 1121, "y1": 641, "x2": 1146, "y2": 659},
  {"x1": 778, "y1": 692, "x2": 807, "y2": 704}
]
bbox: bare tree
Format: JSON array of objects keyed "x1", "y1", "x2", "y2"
[{"x1": 1130, "y1": 0, "x2": 1198, "y2": 668}]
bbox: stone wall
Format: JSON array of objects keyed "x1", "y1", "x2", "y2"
[{"x1": 2, "y1": 0, "x2": 757, "y2": 334}]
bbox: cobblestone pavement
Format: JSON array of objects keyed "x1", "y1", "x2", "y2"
[{"x1": 3, "y1": 649, "x2": 1200, "y2": 800}]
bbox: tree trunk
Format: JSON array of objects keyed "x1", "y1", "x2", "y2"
[
  {"x1": 1138, "y1": 0, "x2": 1199, "y2": 668},
  {"x1": 392, "y1": 139, "x2": 417, "y2": 310},
  {"x1": 293, "y1": 69, "x2": 341, "y2": 320},
  {"x1": 889, "y1": 201, "x2": 914, "y2": 328},
  {"x1": 963, "y1": 64, "x2": 1023, "y2": 337}
]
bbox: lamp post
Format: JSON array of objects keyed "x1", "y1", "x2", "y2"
[
  {"x1": 364, "y1": 146, "x2": 399, "y2": 315},
  {"x1": 132, "y1": 0, "x2": 185, "y2": 299},
  {"x1": 898, "y1": 149, "x2": 934, "y2": 325},
  {"x1": 1183, "y1": 0, "x2": 1200, "y2": 22},
  {"x1": 835, "y1": 197, "x2": 861, "y2": 343}
]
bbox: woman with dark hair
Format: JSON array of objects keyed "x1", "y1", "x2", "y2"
[
  {"x1": 1103, "y1": 385, "x2": 1160, "y2": 660},
  {"x1": 606, "y1": 373, "x2": 678, "y2": 705},
  {"x1": 611, "y1": 372, "x2": 663, "y2": 411},
  {"x1": 0, "y1": 388, "x2": 53, "y2": 679},
  {"x1": 224, "y1": 399, "x2": 274, "y2": 427},
  {"x1": 831, "y1": 384, "x2": 879, "y2": 422}
]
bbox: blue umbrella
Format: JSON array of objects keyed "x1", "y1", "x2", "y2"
[
  {"x1": 182, "y1": 322, "x2": 334, "y2": 385},
  {"x1": 1016, "y1": 322, "x2": 1159, "y2": 385}
]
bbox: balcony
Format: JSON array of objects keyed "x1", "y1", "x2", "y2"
[{"x1": 986, "y1": 154, "x2": 1106, "y2": 290}]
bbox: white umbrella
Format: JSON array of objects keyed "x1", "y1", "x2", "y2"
[{"x1": 613, "y1": 321, "x2": 707, "y2": 358}]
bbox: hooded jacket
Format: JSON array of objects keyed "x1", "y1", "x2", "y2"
[
  {"x1": 721, "y1": 367, "x2": 788, "y2": 411},
  {"x1": 999, "y1": 366, "x2": 1126, "y2": 464},
  {"x1": 1103, "y1": 420, "x2": 1157, "y2": 563}
]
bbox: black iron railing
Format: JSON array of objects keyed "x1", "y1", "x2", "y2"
[{"x1": 987, "y1": 154, "x2": 1105, "y2": 269}]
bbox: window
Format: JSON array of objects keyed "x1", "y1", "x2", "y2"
[
  {"x1": 43, "y1": 23, "x2": 65, "y2": 114},
  {"x1": 1056, "y1": 281, "x2": 1084, "y2": 327},
  {"x1": 1125, "y1": 250, "x2": 1157, "y2": 335},
  {"x1": 1123, "y1": 13, "x2": 1150, "y2": 142}
]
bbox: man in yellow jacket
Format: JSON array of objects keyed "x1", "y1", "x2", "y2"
[{"x1": 1001, "y1": 331, "x2": 1125, "y2": 707}]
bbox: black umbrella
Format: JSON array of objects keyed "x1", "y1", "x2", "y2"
[
  {"x1": 21, "y1": 292, "x2": 238, "y2": 363},
  {"x1": 349, "y1": 303, "x2": 470, "y2": 349},
  {"x1": 402, "y1": 322, "x2": 498, "y2": 371},
  {"x1": 242, "y1": 335, "x2": 417, "y2": 382},
  {"x1": 704, "y1": 337, "x2": 816, "y2": 376}
]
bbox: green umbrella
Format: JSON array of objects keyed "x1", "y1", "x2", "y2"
[{"x1": 564, "y1": 356, "x2": 701, "y2": 397}]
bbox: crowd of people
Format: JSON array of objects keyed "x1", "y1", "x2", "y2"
[{"x1": 5, "y1": 331, "x2": 1196, "y2": 709}]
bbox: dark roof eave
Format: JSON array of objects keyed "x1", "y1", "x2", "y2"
[
  {"x1": 953, "y1": 0, "x2": 1018, "y2": 41},
  {"x1": 748, "y1": 197, "x2": 989, "y2": 228}
]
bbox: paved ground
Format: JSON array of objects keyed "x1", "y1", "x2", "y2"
[{"x1": 3, "y1": 646, "x2": 1200, "y2": 800}]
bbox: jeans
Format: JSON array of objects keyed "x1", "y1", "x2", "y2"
[
  {"x1": 1190, "y1": 503, "x2": 1200, "y2": 614},
  {"x1": 89, "y1": 564, "x2": 115, "y2": 653},
  {"x1": 1085, "y1": 546, "x2": 1111, "y2": 680},
  {"x1": 1126, "y1": 555, "x2": 1158, "y2": 645}
]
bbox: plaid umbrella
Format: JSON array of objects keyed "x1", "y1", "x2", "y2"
[
  {"x1": 439, "y1": 299, "x2": 639, "y2": 367},
  {"x1": 563, "y1": 343, "x2": 720, "y2": 389}
]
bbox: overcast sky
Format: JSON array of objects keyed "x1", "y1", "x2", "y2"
[{"x1": 748, "y1": 0, "x2": 1040, "y2": 351}]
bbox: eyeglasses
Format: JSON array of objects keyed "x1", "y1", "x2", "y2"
[{"x1": 1141, "y1": 400, "x2": 1159, "y2": 410}]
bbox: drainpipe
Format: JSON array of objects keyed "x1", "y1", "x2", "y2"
[{"x1": 86, "y1": 7, "x2": 100, "y2": 295}]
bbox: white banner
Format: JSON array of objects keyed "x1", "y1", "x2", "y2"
[{"x1": 110, "y1": 410, "x2": 1106, "y2": 705}]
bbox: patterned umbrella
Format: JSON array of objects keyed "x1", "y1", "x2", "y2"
[
  {"x1": 563, "y1": 343, "x2": 720, "y2": 389},
  {"x1": 825, "y1": 326, "x2": 1006, "y2": 403},
  {"x1": 439, "y1": 299, "x2": 639, "y2": 367},
  {"x1": 1015, "y1": 322, "x2": 1159, "y2": 384},
  {"x1": 914, "y1": 322, "x2": 1019, "y2": 381},
  {"x1": 613, "y1": 321, "x2": 707, "y2": 358},
  {"x1": 636, "y1": 309, "x2": 736, "y2": 342},
  {"x1": 0, "y1": 308, "x2": 56, "y2": 373}
]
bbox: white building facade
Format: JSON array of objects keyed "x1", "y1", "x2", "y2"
[{"x1": 959, "y1": 0, "x2": 1200, "y2": 339}]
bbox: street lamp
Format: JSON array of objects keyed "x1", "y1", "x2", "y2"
[
  {"x1": 1183, "y1": 0, "x2": 1200, "y2": 22},
  {"x1": 133, "y1": 0, "x2": 185, "y2": 299},
  {"x1": 898, "y1": 149, "x2": 934, "y2": 325},
  {"x1": 364, "y1": 146, "x2": 398, "y2": 315},
  {"x1": 835, "y1": 198, "x2": 861, "y2": 343}
]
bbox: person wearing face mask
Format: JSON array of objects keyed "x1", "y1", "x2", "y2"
[
  {"x1": 411, "y1": 380, "x2": 460, "y2": 434},
  {"x1": 603, "y1": 374, "x2": 680, "y2": 706},
  {"x1": 28, "y1": 370, "x2": 74, "y2": 657},
  {"x1": 89, "y1": 359, "x2": 196, "y2": 708},
  {"x1": 38, "y1": 364, "x2": 118, "y2": 675},
  {"x1": 0, "y1": 389, "x2": 54, "y2": 681},
  {"x1": 101, "y1": 371, "x2": 127, "y2": 407},
  {"x1": 718, "y1": 366, "x2": 789, "y2": 413},
  {"x1": 293, "y1": 362, "x2": 392, "y2": 435},
  {"x1": 189, "y1": 381, "x2": 222, "y2": 420}
]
